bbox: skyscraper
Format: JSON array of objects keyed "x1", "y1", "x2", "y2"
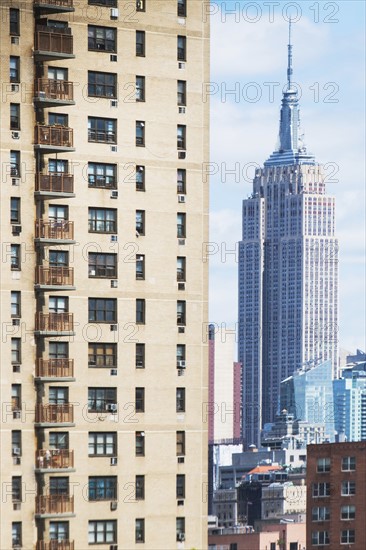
[
  {"x1": 238, "y1": 23, "x2": 338, "y2": 447},
  {"x1": 0, "y1": 1, "x2": 209, "y2": 548}
]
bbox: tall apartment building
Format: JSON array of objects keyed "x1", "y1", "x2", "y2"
[
  {"x1": 0, "y1": 1, "x2": 209, "y2": 548},
  {"x1": 238, "y1": 24, "x2": 338, "y2": 447},
  {"x1": 306, "y1": 441, "x2": 366, "y2": 549}
]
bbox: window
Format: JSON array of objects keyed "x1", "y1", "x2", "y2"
[
  {"x1": 49, "y1": 250, "x2": 68, "y2": 267},
  {"x1": 177, "y1": 213, "x2": 186, "y2": 237},
  {"x1": 177, "y1": 125, "x2": 186, "y2": 149},
  {"x1": 88, "y1": 253, "x2": 117, "y2": 278},
  {"x1": 341, "y1": 530, "x2": 355, "y2": 544},
  {"x1": 312, "y1": 507, "x2": 330, "y2": 521},
  {"x1": 88, "y1": 521, "x2": 117, "y2": 544},
  {"x1": 49, "y1": 296, "x2": 68, "y2": 314},
  {"x1": 49, "y1": 342, "x2": 68, "y2": 360},
  {"x1": 177, "y1": 257, "x2": 186, "y2": 281},
  {"x1": 12, "y1": 431, "x2": 21, "y2": 456},
  {"x1": 136, "y1": 0, "x2": 145, "y2": 12},
  {"x1": 11, "y1": 291, "x2": 21, "y2": 318},
  {"x1": 11, "y1": 339, "x2": 21, "y2": 364},
  {"x1": 136, "y1": 121, "x2": 145, "y2": 146},
  {"x1": 342, "y1": 456, "x2": 356, "y2": 471},
  {"x1": 50, "y1": 477, "x2": 69, "y2": 495},
  {"x1": 135, "y1": 518, "x2": 145, "y2": 543},
  {"x1": 136, "y1": 31, "x2": 145, "y2": 56},
  {"x1": 176, "y1": 517, "x2": 185, "y2": 541},
  {"x1": 177, "y1": 81, "x2": 186, "y2": 105},
  {"x1": 136, "y1": 76, "x2": 145, "y2": 101},
  {"x1": 88, "y1": 163, "x2": 117, "y2": 189},
  {"x1": 176, "y1": 388, "x2": 185, "y2": 412},
  {"x1": 177, "y1": 36, "x2": 186, "y2": 61},
  {"x1": 312, "y1": 482, "x2": 330, "y2": 497},
  {"x1": 10, "y1": 150, "x2": 20, "y2": 176},
  {"x1": 341, "y1": 481, "x2": 356, "y2": 496},
  {"x1": 176, "y1": 474, "x2": 185, "y2": 498},
  {"x1": 49, "y1": 158, "x2": 68, "y2": 174},
  {"x1": 10, "y1": 104, "x2": 20, "y2": 130},
  {"x1": 136, "y1": 299, "x2": 145, "y2": 324},
  {"x1": 177, "y1": 344, "x2": 185, "y2": 364},
  {"x1": 88, "y1": 0, "x2": 117, "y2": 5},
  {"x1": 50, "y1": 522, "x2": 69, "y2": 543},
  {"x1": 136, "y1": 165, "x2": 145, "y2": 191},
  {"x1": 136, "y1": 343, "x2": 145, "y2": 368},
  {"x1": 48, "y1": 112, "x2": 68, "y2": 127},
  {"x1": 49, "y1": 432, "x2": 69, "y2": 450},
  {"x1": 176, "y1": 431, "x2": 185, "y2": 455},
  {"x1": 88, "y1": 344, "x2": 117, "y2": 368},
  {"x1": 10, "y1": 9, "x2": 20, "y2": 35},
  {"x1": 136, "y1": 255, "x2": 145, "y2": 280},
  {"x1": 88, "y1": 432, "x2": 117, "y2": 456},
  {"x1": 88, "y1": 298, "x2": 117, "y2": 323},
  {"x1": 10, "y1": 245, "x2": 20, "y2": 270},
  {"x1": 48, "y1": 205, "x2": 68, "y2": 225},
  {"x1": 177, "y1": 301, "x2": 186, "y2": 325},
  {"x1": 88, "y1": 388, "x2": 117, "y2": 412},
  {"x1": 48, "y1": 67, "x2": 68, "y2": 81},
  {"x1": 177, "y1": 169, "x2": 186, "y2": 194},
  {"x1": 12, "y1": 523, "x2": 22, "y2": 548},
  {"x1": 10, "y1": 198, "x2": 21, "y2": 223},
  {"x1": 341, "y1": 505, "x2": 355, "y2": 520},
  {"x1": 317, "y1": 458, "x2": 331, "y2": 473},
  {"x1": 177, "y1": 0, "x2": 186, "y2": 16},
  {"x1": 312, "y1": 531, "x2": 329, "y2": 546},
  {"x1": 289, "y1": 544, "x2": 298, "y2": 550},
  {"x1": 136, "y1": 476, "x2": 145, "y2": 500},
  {"x1": 135, "y1": 388, "x2": 145, "y2": 412},
  {"x1": 89, "y1": 477, "x2": 117, "y2": 500},
  {"x1": 10, "y1": 57, "x2": 20, "y2": 83},
  {"x1": 88, "y1": 117, "x2": 117, "y2": 143},
  {"x1": 88, "y1": 25, "x2": 116, "y2": 52},
  {"x1": 49, "y1": 387, "x2": 68, "y2": 405},
  {"x1": 88, "y1": 208, "x2": 117, "y2": 233},
  {"x1": 88, "y1": 71, "x2": 117, "y2": 98},
  {"x1": 136, "y1": 432, "x2": 145, "y2": 456},
  {"x1": 12, "y1": 477, "x2": 22, "y2": 501},
  {"x1": 136, "y1": 210, "x2": 145, "y2": 235}
]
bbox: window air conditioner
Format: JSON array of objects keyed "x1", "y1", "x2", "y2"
[
  {"x1": 13, "y1": 447, "x2": 21, "y2": 456},
  {"x1": 178, "y1": 106, "x2": 186, "y2": 114},
  {"x1": 106, "y1": 403, "x2": 118, "y2": 413},
  {"x1": 110, "y1": 369, "x2": 118, "y2": 376},
  {"x1": 177, "y1": 533, "x2": 185, "y2": 542},
  {"x1": 110, "y1": 456, "x2": 118, "y2": 466},
  {"x1": 178, "y1": 326, "x2": 185, "y2": 334},
  {"x1": 11, "y1": 84, "x2": 19, "y2": 92},
  {"x1": 110, "y1": 100, "x2": 118, "y2": 108},
  {"x1": 11, "y1": 36, "x2": 19, "y2": 45},
  {"x1": 177, "y1": 456, "x2": 185, "y2": 463},
  {"x1": 111, "y1": 145, "x2": 117, "y2": 152},
  {"x1": 110, "y1": 324, "x2": 118, "y2": 331},
  {"x1": 110, "y1": 501, "x2": 118, "y2": 511},
  {"x1": 12, "y1": 225, "x2": 22, "y2": 235},
  {"x1": 178, "y1": 239, "x2": 185, "y2": 245},
  {"x1": 110, "y1": 8, "x2": 119, "y2": 19},
  {"x1": 178, "y1": 62, "x2": 185, "y2": 70},
  {"x1": 177, "y1": 360, "x2": 186, "y2": 368},
  {"x1": 178, "y1": 195, "x2": 186, "y2": 203},
  {"x1": 110, "y1": 55, "x2": 117, "y2": 62},
  {"x1": 12, "y1": 178, "x2": 20, "y2": 186},
  {"x1": 178, "y1": 283, "x2": 185, "y2": 291},
  {"x1": 178, "y1": 151, "x2": 186, "y2": 159},
  {"x1": 111, "y1": 191, "x2": 118, "y2": 199},
  {"x1": 12, "y1": 131, "x2": 20, "y2": 139},
  {"x1": 13, "y1": 410, "x2": 21, "y2": 419},
  {"x1": 177, "y1": 499, "x2": 185, "y2": 506},
  {"x1": 110, "y1": 235, "x2": 118, "y2": 242},
  {"x1": 111, "y1": 280, "x2": 118, "y2": 288}
]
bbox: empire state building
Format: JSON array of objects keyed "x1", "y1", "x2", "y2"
[{"x1": 238, "y1": 24, "x2": 338, "y2": 447}]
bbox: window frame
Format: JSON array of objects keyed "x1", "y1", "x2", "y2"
[
  {"x1": 135, "y1": 431, "x2": 145, "y2": 456},
  {"x1": 177, "y1": 80, "x2": 186, "y2": 106},
  {"x1": 136, "y1": 30, "x2": 145, "y2": 56},
  {"x1": 136, "y1": 165, "x2": 145, "y2": 191},
  {"x1": 177, "y1": 0, "x2": 186, "y2": 17},
  {"x1": 176, "y1": 474, "x2": 185, "y2": 498},
  {"x1": 136, "y1": 210, "x2": 145, "y2": 235},
  {"x1": 88, "y1": 162, "x2": 117, "y2": 189},
  {"x1": 136, "y1": 75, "x2": 145, "y2": 102},
  {"x1": 177, "y1": 212, "x2": 186, "y2": 238},
  {"x1": 135, "y1": 387, "x2": 145, "y2": 412},
  {"x1": 10, "y1": 103, "x2": 20, "y2": 130},
  {"x1": 10, "y1": 244, "x2": 21, "y2": 270},
  {"x1": 317, "y1": 457, "x2": 331, "y2": 473},
  {"x1": 135, "y1": 475, "x2": 145, "y2": 500},
  {"x1": 88, "y1": 25, "x2": 117, "y2": 52},
  {"x1": 177, "y1": 300, "x2": 186, "y2": 325},
  {"x1": 176, "y1": 431, "x2": 185, "y2": 455},
  {"x1": 135, "y1": 518, "x2": 145, "y2": 543},
  {"x1": 88, "y1": 71, "x2": 117, "y2": 99},
  {"x1": 341, "y1": 505, "x2": 356, "y2": 520},
  {"x1": 9, "y1": 9, "x2": 20, "y2": 35},
  {"x1": 88, "y1": 387, "x2": 117, "y2": 413},
  {"x1": 136, "y1": 254, "x2": 145, "y2": 280},
  {"x1": 136, "y1": 120, "x2": 145, "y2": 146},
  {"x1": 136, "y1": 299, "x2": 146, "y2": 324},
  {"x1": 88, "y1": 298, "x2": 117, "y2": 323},
  {"x1": 176, "y1": 387, "x2": 186, "y2": 412},
  {"x1": 341, "y1": 456, "x2": 356, "y2": 471},
  {"x1": 88, "y1": 476, "x2": 117, "y2": 501},
  {"x1": 88, "y1": 252, "x2": 117, "y2": 279},
  {"x1": 10, "y1": 197, "x2": 21, "y2": 223},
  {"x1": 177, "y1": 169, "x2": 186, "y2": 194},
  {"x1": 88, "y1": 117, "x2": 117, "y2": 144},
  {"x1": 10, "y1": 56, "x2": 20, "y2": 83},
  {"x1": 10, "y1": 150, "x2": 20, "y2": 177},
  {"x1": 177, "y1": 124, "x2": 186, "y2": 149},
  {"x1": 136, "y1": 343, "x2": 145, "y2": 369},
  {"x1": 88, "y1": 520, "x2": 117, "y2": 545},
  {"x1": 340, "y1": 529, "x2": 355, "y2": 544},
  {"x1": 88, "y1": 343, "x2": 117, "y2": 368},
  {"x1": 177, "y1": 36, "x2": 186, "y2": 61},
  {"x1": 88, "y1": 207, "x2": 117, "y2": 233},
  {"x1": 312, "y1": 482, "x2": 330, "y2": 498},
  {"x1": 341, "y1": 480, "x2": 356, "y2": 496},
  {"x1": 88, "y1": 432, "x2": 117, "y2": 456}
]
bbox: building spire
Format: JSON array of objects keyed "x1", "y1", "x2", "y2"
[{"x1": 287, "y1": 19, "x2": 293, "y2": 90}]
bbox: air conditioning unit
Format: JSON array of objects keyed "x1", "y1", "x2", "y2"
[
  {"x1": 13, "y1": 502, "x2": 21, "y2": 511},
  {"x1": 13, "y1": 410, "x2": 21, "y2": 419},
  {"x1": 13, "y1": 365, "x2": 21, "y2": 373},
  {"x1": 177, "y1": 360, "x2": 186, "y2": 368},
  {"x1": 110, "y1": 545, "x2": 118, "y2": 550},
  {"x1": 12, "y1": 447, "x2": 21, "y2": 456},
  {"x1": 111, "y1": 280, "x2": 118, "y2": 288},
  {"x1": 177, "y1": 499, "x2": 185, "y2": 506},
  {"x1": 110, "y1": 100, "x2": 118, "y2": 108},
  {"x1": 110, "y1": 456, "x2": 118, "y2": 466},
  {"x1": 12, "y1": 225, "x2": 22, "y2": 235},
  {"x1": 136, "y1": 360, "x2": 144, "y2": 368},
  {"x1": 136, "y1": 0, "x2": 144, "y2": 10},
  {"x1": 111, "y1": 145, "x2": 118, "y2": 152},
  {"x1": 178, "y1": 151, "x2": 186, "y2": 159},
  {"x1": 177, "y1": 456, "x2": 185, "y2": 463},
  {"x1": 13, "y1": 456, "x2": 21, "y2": 465},
  {"x1": 11, "y1": 36, "x2": 19, "y2": 45},
  {"x1": 12, "y1": 318, "x2": 20, "y2": 326},
  {"x1": 110, "y1": 369, "x2": 118, "y2": 376},
  {"x1": 106, "y1": 403, "x2": 118, "y2": 413},
  {"x1": 177, "y1": 369, "x2": 185, "y2": 377},
  {"x1": 111, "y1": 191, "x2": 118, "y2": 199},
  {"x1": 178, "y1": 326, "x2": 185, "y2": 334},
  {"x1": 178, "y1": 239, "x2": 185, "y2": 245},
  {"x1": 11, "y1": 84, "x2": 19, "y2": 92},
  {"x1": 110, "y1": 54, "x2": 118, "y2": 62},
  {"x1": 110, "y1": 501, "x2": 118, "y2": 511},
  {"x1": 110, "y1": 8, "x2": 119, "y2": 19},
  {"x1": 12, "y1": 131, "x2": 20, "y2": 139},
  {"x1": 178, "y1": 195, "x2": 186, "y2": 203},
  {"x1": 12, "y1": 178, "x2": 20, "y2": 186},
  {"x1": 177, "y1": 533, "x2": 185, "y2": 542},
  {"x1": 178, "y1": 106, "x2": 186, "y2": 114},
  {"x1": 178, "y1": 62, "x2": 186, "y2": 69},
  {"x1": 110, "y1": 324, "x2": 118, "y2": 331},
  {"x1": 178, "y1": 283, "x2": 185, "y2": 291},
  {"x1": 110, "y1": 235, "x2": 118, "y2": 242}
]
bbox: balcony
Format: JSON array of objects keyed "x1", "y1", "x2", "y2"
[
  {"x1": 34, "y1": 26, "x2": 74, "y2": 60},
  {"x1": 36, "y1": 358, "x2": 74, "y2": 381},
  {"x1": 35, "y1": 313, "x2": 75, "y2": 335},
  {"x1": 35, "y1": 495, "x2": 74, "y2": 517},
  {"x1": 35, "y1": 449, "x2": 74, "y2": 472},
  {"x1": 34, "y1": 125, "x2": 75, "y2": 152},
  {"x1": 35, "y1": 220, "x2": 75, "y2": 243},
  {"x1": 35, "y1": 267, "x2": 75, "y2": 291},
  {"x1": 35, "y1": 403, "x2": 74, "y2": 426},
  {"x1": 35, "y1": 173, "x2": 74, "y2": 198},
  {"x1": 34, "y1": 0, "x2": 75, "y2": 14},
  {"x1": 36, "y1": 541, "x2": 74, "y2": 550},
  {"x1": 34, "y1": 78, "x2": 75, "y2": 107}
]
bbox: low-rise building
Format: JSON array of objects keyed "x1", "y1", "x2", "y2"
[{"x1": 209, "y1": 522, "x2": 306, "y2": 550}]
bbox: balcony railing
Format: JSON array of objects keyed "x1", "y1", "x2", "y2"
[
  {"x1": 35, "y1": 27, "x2": 73, "y2": 55},
  {"x1": 35, "y1": 495, "x2": 74, "y2": 514},
  {"x1": 36, "y1": 449, "x2": 74, "y2": 469},
  {"x1": 35, "y1": 266, "x2": 74, "y2": 287},
  {"x1": 36, "y1": 541, "x2": 74, "y2": 550},
  {"x1": 36, "y1": 173, "x2": 74, "y2": 194},
  {"x1": 35, "y1": 313, "x2": 74, "y2": 332},
  {"x1": 34, "y1": 0, "x2": 74, "y2": 8},
  {"x1": 35, "y1": 125, "x2": 73, "y2": 148},
  {"x1": 35, "y1": 78, "x2": 74, "y2": 102},
  {"x1": 36, "y1": 358, "x2": 74, "y2": 378},
  {"x1": 35, "y1": 220, "x2": 74, "y2": 240},
  {"x1": 35, "y1": 403, "x2": 74, "y2": 424}
]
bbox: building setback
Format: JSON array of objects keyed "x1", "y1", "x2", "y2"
[
  {"x1": 238, "y1": 24, "x2": 338, "y2": 447},
  {"x1": 0, "y1": 1, "x2": 209, "y2": 548}
]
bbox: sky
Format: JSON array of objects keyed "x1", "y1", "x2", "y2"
[{"x1": 209, "y1": 0, "x2": 366, "y2": 357}]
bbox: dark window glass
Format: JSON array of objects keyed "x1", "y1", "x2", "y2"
[
  {"x1": 88, "y1": 117, "x2": 116, "y2": 143},
  {"x1": 136, "y1": 31, "x2": 145, "y2": 56},
  {"x1": 176, "y1": 474, "x2": 185, "y2": 498},
  {"x1": 10, "y1": 57, "x2": 20, "y2": 83},
  {"x1": 136, "y1": 165, "x2": 145, "y2": 191},
  {"x1": 89, "y1": 476, "x2": 117, "y2": 500},
  {"x1": 135, "y1": 518, "x2": 145, "y2": 543},
  {"x1": 136, "y1": 343, "x2": 145, "y2": 368},
  {"x1": 10, "y1": 104, "x2": 20, "y2": 130},
  {"x1": 88, "y1": 163, "x2": 117, "y2": 189},
  {"x1": 88, "y1": 253, "x2": 117, "y2": 278},
  {"x1": 136, "y1": 76, "x2": 145, "y2": 101},
  {"x1": 88, "y1": 208, "x2": 117, "y2": 233},
  {"x1": 177, "y1": 36, "x2": 186, "y2": 61},
  {"x1": 136, "y1": 299, "x2": 145, "y2": 324},
  {"x1": 10, "y1": 9, "x2": 20, "y2": 35},
  {"x1": 88, "y1": 25, "x2": 116, "y2": 52},
  {"x1": 88, "y1": 298, "x2": 117, "y2": 323},
  {"x1": 136, "y1": 121, "x2": 145, "y2": 146},
  {"x1": 177, "y1": 81, "x2": 186, "y2": 105},
  {"x1": 135, "y1": 388, "x2": 145, "y2": 412},
  {"x1": 88, "y1": 344, "x2": 117, "y2": 368},
  {"x1": 136, "y1": 476, "x2": 145, "y2": 500},
  {"x1": 88, "y1": 71, "x2": 117, "y2": 98},
  {"x1": 88, "y1": 387, "x2": 117, "y2": 412}
]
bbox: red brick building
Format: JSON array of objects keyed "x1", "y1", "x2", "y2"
[{"x1": 306, "y1": 441, "x2": 366, "y2": 549}]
